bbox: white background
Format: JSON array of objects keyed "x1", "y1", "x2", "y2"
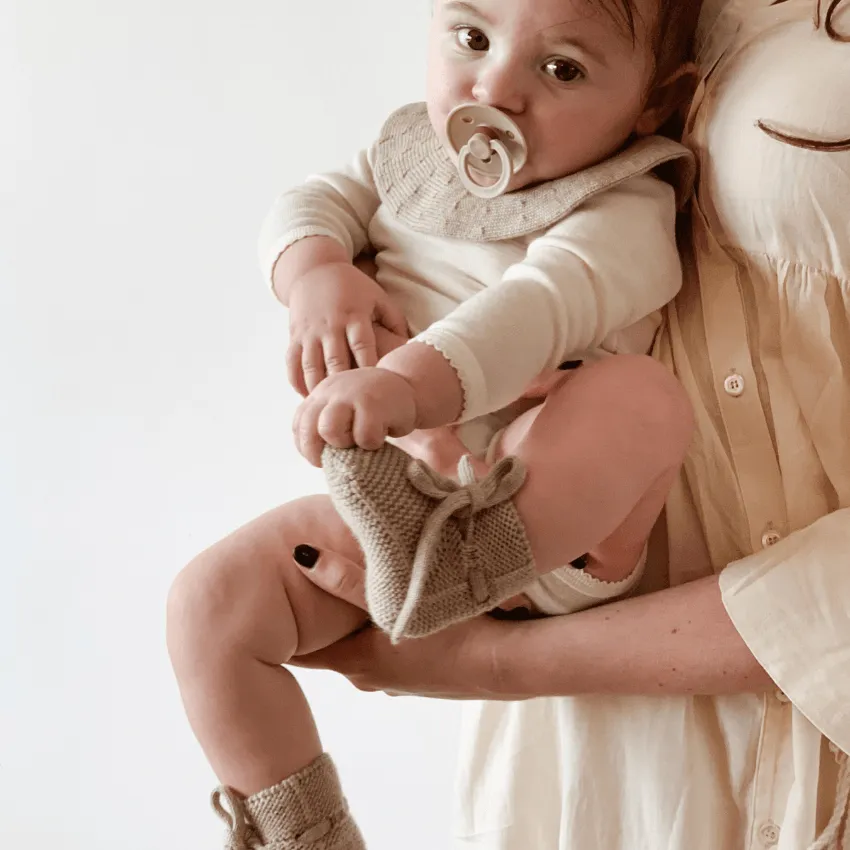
[{"x1": 2, "y1": 1, "x2": 465, "y2": 847}]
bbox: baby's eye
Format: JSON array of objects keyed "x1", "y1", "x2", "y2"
[
  {"x1": 543, "y1": 58, "x2": 584, "y2": 83},
  {"x1": 456, "y1": 26, "x2": 490, "y2": 52}
]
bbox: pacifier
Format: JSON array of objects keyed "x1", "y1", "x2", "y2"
[{"x1": 446, "y1": 104, "x2": 528, "y2": 199}]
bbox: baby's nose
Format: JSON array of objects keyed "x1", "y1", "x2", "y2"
[{"x1": 471, "y1": 63, "x2": 526, "y2": 115}]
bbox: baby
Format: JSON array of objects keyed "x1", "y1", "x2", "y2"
[
  {"x1": 267, "y1": 0, "x2": 698, "y2": 642},
  {"x1": 209, "y1": 0, "x2": 700, "y2": 846}
]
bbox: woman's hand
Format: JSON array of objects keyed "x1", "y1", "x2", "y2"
[
  {"x1": 291, "y1": 617, "x2": 518, "y2": 700},
  {"x1": 289, "y1": 545, "x2": 530, "y2": 699},
  {"x1": 289, "y1": 542, "x2": 775, "y2": 698}
]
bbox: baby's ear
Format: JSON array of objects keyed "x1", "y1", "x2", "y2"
[{"x1": 635, "y1": 63, "x2": 700, "y2": 137}]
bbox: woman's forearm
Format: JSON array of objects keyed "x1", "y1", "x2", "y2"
[
  {"x1": 492, "y1": 574, "x2": 775, "y2": 697},
  {"x1": 291, "y1": 550, "x2": 775, "y2": 700}
]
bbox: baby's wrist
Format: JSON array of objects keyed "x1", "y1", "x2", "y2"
[
  {"x1": 378, "y1": 343, "x2": 463, "y2": 429},
  {"x1": 374, "y1": 366, "x2": 427, "y2": 425},
  {"x1": 272, "y1": 237, "x2": 350, "y2": 305}
]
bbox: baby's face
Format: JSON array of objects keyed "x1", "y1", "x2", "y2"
[{"x1": 426, "y1": 0, "x2": 658, "y2": 192}]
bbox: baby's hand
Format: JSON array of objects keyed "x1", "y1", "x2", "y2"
[
  {"x1": 287, "y1": 263, "x2": 408, "y2": 396},
  {"x1": 292, "y1": 367, "x2": 418, "y2": 466}
]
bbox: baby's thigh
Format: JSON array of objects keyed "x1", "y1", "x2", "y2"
[{"x1": 486, "y1": 363, "x2": 665, "y2": 603}]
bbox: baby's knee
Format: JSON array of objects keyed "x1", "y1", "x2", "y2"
[
  {"x1": 638, "y1": 358, "x2": 694, "y2": 462},
  {"x1": 601, "y1": 354, "x2": 695, "y2": 460},
  {"x1": 166, "y1": 552, "x2": 231, "y2": 672},
  {"x1": 166, "y1": 544, "x2": 298, "y2": 672},
  {"x1": 165, "y1": 555, "x2": 203, "y2": 656}
]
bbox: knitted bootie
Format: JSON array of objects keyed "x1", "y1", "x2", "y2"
[
  {"x1": 323, "y1": 441, "x2": 536, "y2": 642},
  {"x1": 211, "y1": 753, "x2": 366, "y2": 849}
]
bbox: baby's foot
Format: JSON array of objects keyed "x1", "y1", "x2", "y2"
[{"x1": 322, "y1": 441, "x2": 537, "y2": 642}]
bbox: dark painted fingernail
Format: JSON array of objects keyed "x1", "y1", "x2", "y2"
[
  {"x1": 293, "y1": 544, "x2": 320, "y2": 568},
  {"x1": 559, "y1": 360, "x2": 583, "y2": 371},
  {"x1": 488, "y1": 607, "x2": 533, "y2": 621},
  {"x1": 570, "y1": 554, "x2": 589, "y2": 569}
]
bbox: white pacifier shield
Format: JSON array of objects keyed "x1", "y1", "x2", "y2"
[{"x1": 446, "y1": 104, "x2": 528, "y2": 199}]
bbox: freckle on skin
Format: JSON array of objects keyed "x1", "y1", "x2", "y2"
[{"x1": 671, "y1": 628, "x2": 679, "y2": 634}]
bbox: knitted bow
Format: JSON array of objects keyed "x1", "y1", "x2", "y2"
[
  {"x1": 391, "y1": 454, "x2": 527, "y2": 641},
  {"x1": 211, "y1": 787, "x2": 263, "y2": 850}
]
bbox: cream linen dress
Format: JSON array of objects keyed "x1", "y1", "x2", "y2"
[{"x1": 453, "y1": 1, "x2": 850, "y2": 848}]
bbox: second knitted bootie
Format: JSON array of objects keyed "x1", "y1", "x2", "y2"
[{"x1": 211, "y1": 753, "x2": 366, "y2": 850}]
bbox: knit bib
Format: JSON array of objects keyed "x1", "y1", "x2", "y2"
[{"x1": 372, "y1": 102, "x2": 696, "y2": 242}]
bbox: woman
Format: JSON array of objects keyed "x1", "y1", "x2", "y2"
[{"x1": 169, "y1": 0, "x2": 850, "y2": 847}]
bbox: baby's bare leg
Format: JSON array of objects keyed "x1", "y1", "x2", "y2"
[
  {"x1": 492, "y1": 355, "x2": 693, "y2": 581},
  {"x1": 394, "y1": 426, "x2": 487, "y2": 479},
  {"x1": 404, "y1": 356, "x2": 688, "y2": 584},
  {"x1": 167, "y1": 494, "x2": 368, "y2": 797},
  {"x1": 398, "y1": 356, "x2": 685, "y2": 598}
]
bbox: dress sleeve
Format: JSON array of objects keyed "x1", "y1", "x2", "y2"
[
  {"x1": 720, "y1": 511, "x2": 850, "y2": 751},
  {"x1": 412, "y1": 174, "x2": 684, "y2": 421}
]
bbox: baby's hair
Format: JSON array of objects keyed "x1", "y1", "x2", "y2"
[{"x1": 584, "y1": 0, "x2": 701, "y2": 85}]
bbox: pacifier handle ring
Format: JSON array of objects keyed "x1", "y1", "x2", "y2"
[{"x1": 458, "y1": 138, "x2": 512, "y2": 199}]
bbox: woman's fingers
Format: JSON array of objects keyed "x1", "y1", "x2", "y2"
[
  {"x1": 294, "y1": 545, "x2": 368, "y2": 610},
  {"x1": 290, "y1": 617, "x2": 511, "y2": 700}
]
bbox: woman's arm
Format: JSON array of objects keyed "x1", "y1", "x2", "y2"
[
  {"x1": 292, "y1": 562, "x2": 774, "y2": 699},
  {"x1": 495, "y1": 573, "x2": 773, "y2": 697}
]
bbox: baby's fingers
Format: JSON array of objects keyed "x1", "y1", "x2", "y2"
[
  {"x1": 351, "y1": 404, "x2": 388, "y2": 452},
  {"x1": 346, "y1": 319, "x2": 378, "y2": 369},
  {"x1": 293, "y1": 400, "x2": 327, "y2": 467},
  {"x1": 301, "y1": 338, "x2": 327, "y2": 394},
  {"x1": 322, "y1": 332, "x2": 353, "y2": 377},
  {"x1": 286, "y1": 341, "x2": 308, "y2": 397},
  {"x1": 318, "y1": 403, "x2": 356, "y2": 449}
]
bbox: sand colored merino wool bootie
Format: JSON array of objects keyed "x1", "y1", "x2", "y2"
[
  {"x1": 322, "y1": 441, "x2": 537, "y2": 642},
  {"x1": 211, "y1": 753, "x2": 366, "y2": 850}
]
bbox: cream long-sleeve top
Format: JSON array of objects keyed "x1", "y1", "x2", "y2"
[
  {"x1": 258, "y1": 105, "x2": 693, "y2": 422},
  {"x1": 452, "y1": 1, "x2": 850, "y2": 848}
]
